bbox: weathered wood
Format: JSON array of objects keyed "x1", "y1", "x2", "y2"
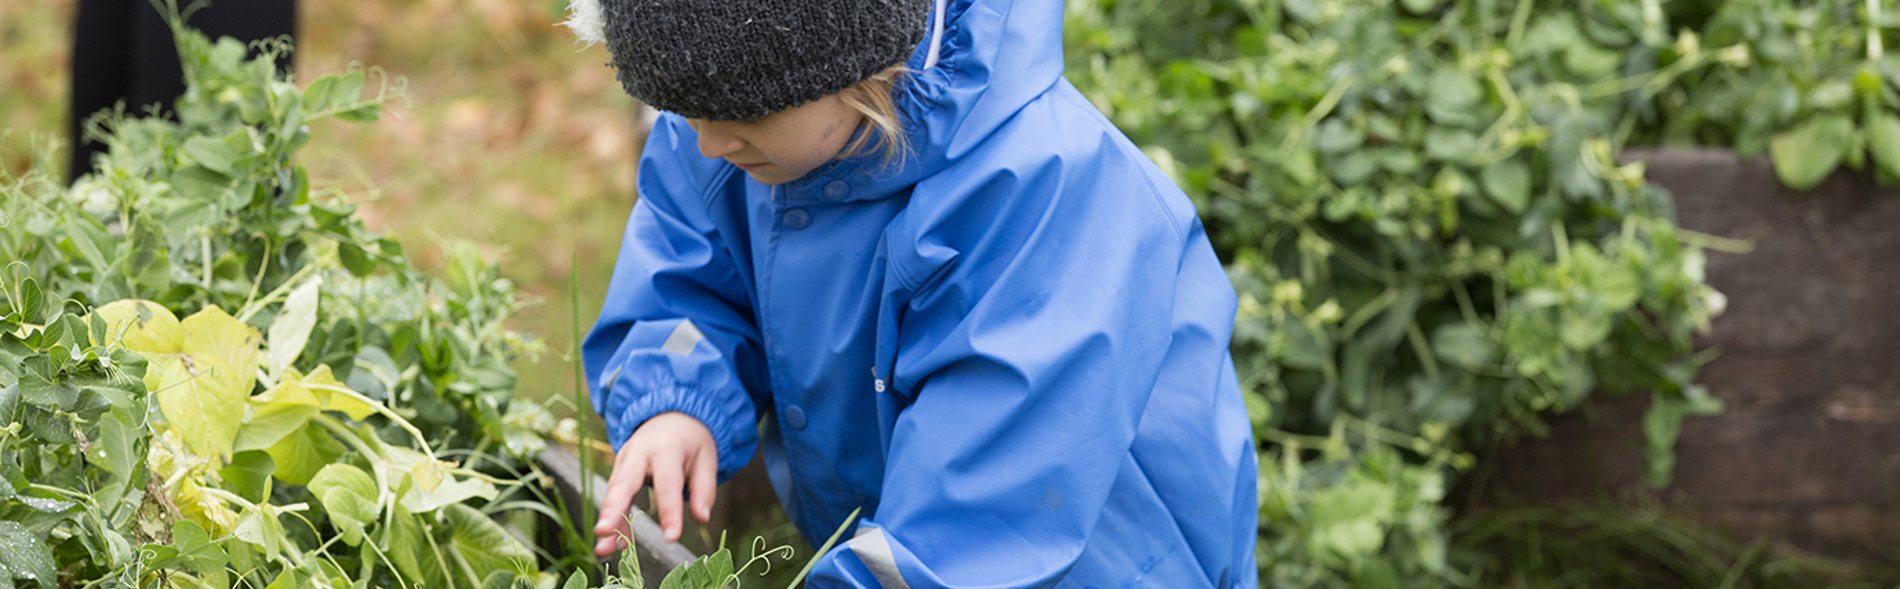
[
  {"x1": 1486, "y1": 148, "x2": 1900, "y2": 559},
  {"x1": 539, "y1": 446, "x2": 701, "y2": 586}
]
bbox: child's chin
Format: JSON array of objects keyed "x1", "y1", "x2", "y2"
[{"x1": 745, "y1": 169, "x2": 793, "y2": 185}]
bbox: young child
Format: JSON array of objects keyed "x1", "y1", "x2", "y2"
[{"x1": 571, "y1": 0, "x2": 1259, "y2": 586}]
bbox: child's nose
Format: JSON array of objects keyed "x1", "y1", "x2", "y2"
[{"x1": 696, "y1": 127, "x2": 746, "y2": 160}]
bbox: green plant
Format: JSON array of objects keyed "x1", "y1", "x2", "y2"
[
  {"x1": 0, "y1": 8, "x2": 585, "y2": 588},
  {"x1": 566, "y1": 508, "x2": 857, "y2": 589},
  {"x1": 1059, "y1": 0, "x2": 1770, "y2": 585},
  {"x1": 0, "y1": 291, "x2": 155, "y2": 589},
  {"x1": 1632, "y1": 0, "x2": 1900, "y2": 188}
]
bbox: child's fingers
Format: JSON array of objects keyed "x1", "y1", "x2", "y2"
[
  {"x1": 650, "y1": 453, "x2": 687, "y2": 542},
  {"x1": 689, "y1": 446, "x2": 717, "y2": 524},
  {"x1": 593, "y1": 450, "x2": 649, "y2": 556},
  {"x1": 594, "y1": 450, "x2": 647, "y2": 534}
]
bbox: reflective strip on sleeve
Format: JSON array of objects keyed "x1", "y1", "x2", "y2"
[
  {"x1": 847, "y1": 526, "x2": 912, "y2": 589},
  {"x1": 660, "y1": 319, "x2": 704, "y2": 356}
]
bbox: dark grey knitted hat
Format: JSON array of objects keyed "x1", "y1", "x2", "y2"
[{"x1": 585, "y1": 0, "x2": 931, "y2": 121}]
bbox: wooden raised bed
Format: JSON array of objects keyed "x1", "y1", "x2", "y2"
[{"x1": 1487, "y1": 148, "x2": 1900, "y2": 559}]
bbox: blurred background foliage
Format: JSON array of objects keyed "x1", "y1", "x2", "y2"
[
  {"x1": 1063, "y1": 0, "x2": 1899, "y2": 585},
  {"x1": 6, "y1": 0, "x2": 1900, "y2": 586}
]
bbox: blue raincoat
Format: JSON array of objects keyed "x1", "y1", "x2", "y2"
[{"x1": 583, "y1": 0, "x2": 1259, "y2": 586}]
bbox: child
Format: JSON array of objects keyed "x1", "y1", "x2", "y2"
[{"x1": 572, "y1": 0, "x2": 1259, "y2": 586}]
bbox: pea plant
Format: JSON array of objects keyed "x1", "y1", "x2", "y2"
[
  {"x1": 568, "y1": 509, "x2": 856, "y2": 589},
  {"x1": 0, "y1": 11, "x2": 577, "y2": 589},
  {"x1": 1056, "y1": 0, "x2": 1888, "y2": 584}
]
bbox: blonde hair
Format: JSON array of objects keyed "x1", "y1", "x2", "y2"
[{"x1": 835, "y1": 64, "x2": 910, "y2": 165}]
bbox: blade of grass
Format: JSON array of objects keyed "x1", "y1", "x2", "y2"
[
  {"x1": 573, "y1": 249, "x2": 596, "y2": 534},
  {"x1": 784, "y1": 507, "x2": 860, "y2": 589}
]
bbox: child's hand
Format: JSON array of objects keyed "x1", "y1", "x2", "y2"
[{"x1": 592, "y1": 411, "x2": 719, "y2": 557}]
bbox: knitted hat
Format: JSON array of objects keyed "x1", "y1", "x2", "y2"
[{"x1": 564, "y1": 0, "x2": 930, "y2": 121}]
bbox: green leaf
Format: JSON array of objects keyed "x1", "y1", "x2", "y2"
[
  {"x1": 1423, "y1": 127, "x2": 1480, "y2": 163},
  {"x1": 121, "y1": 214, "x2": 174, "y2": 293},
  {"x1": 264, "y1": 568, "x2": 311, "y2": 589},
  {"x1": 88, "y1": 411, "x2": 138, "y2": 477},
  {"x1": 16, "y1": 367, "x2": 74, "y2": 411},
  {"x1": 15, "y1": 278, "x2": 42, "y2": 325},
  {"x1": 1479, "y1": 158, "x2": 1531, "y2": 214},
  {"x1": 564, "y1": 571, "x2": 591, "y2": 589},
  {"x1": 1769, "y1": 114, "x2": 1855, "y2": 191},
  {"x1": 1280, "y1": 319, "x2": 1333, "y2": 371},
  {"x1": 169, "y1": 165, "x2": 236, "y2": 205},
  {"x1": 1313, "y1": 119, "x2": 1364, "y2": 154},
  {"x1": 1399, "y1": 0, "x2": 1436, "y2": 15},
  {"x1": 233, "y1": 383, "x2": 320, "y2": 453},
  {"x1": 303, "y1": 73, "x2": 340, "y2": 113},
  {"x1": 324, "y1": 70, "x2": 366, "y2": 112},
  {"x1": 442, "y1": 503, "x2": 536, "y2": 581},
  {"x1": 309, "y1": 463, "x2": 379, "y2": 545},
  {"x1": 0, "y1": 521, "x2": 57, "y2": 588},
  {"x1": 1867, "y1": 109, "x2": 1900, "y2": 179},
  {"x1": 335, "y1": 104, "x2": 382, "y2": 122},
  {"x1": 1563, "y1": 42, "x2": 1621, "y2": 78},
  {"x1": 232, "y1": 505, "x2": 289, "y2": 559},
  {"x1": 263, "y1": 423, "x2": 345, "y2": 486},
  {"x1": 1430, "y1": 322, "x2": 1493, "y2": 370},
  {"x1": 339, "y1": 242, "x2": 377, "y2": 277},
  {"x1": 62, "y1": 217, "x2": 114, "y2": 273},
  {"x1": 482, "y1": 571, "x2": 523, "y2": 589},
  {"x1": 182, "y1": 135, "x2": 241, "y2": 177},
  {"x1": 220, "y1": 450, "x2": 277, "y2": 504},
  {"x1": 1426, "y1": 71, "x2": 1483, "y2": 126},
  {"x1": 400, "y1": 466, "x2": 497, "y2": 513},
  {"x1": 1807, "y1": 81, "x2": 1854, "y2": 111},
  {"x1": 172, "y1": 520, "x2": 228, "y2": 575},
  {"x1": 266, "y1": 277, "x2": 322, "y2": 381},
  {"x1": 387, "y1": 506, "x2": 443, "y2": 587}
]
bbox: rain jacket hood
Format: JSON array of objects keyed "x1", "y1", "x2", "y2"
[{"x1": 584, "y1": 0, "x2": 1260, "y2": 586}]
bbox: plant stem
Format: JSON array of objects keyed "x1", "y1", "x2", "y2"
[
  {"x1": 312, "y1": 414, "x2": 393, "y2": 512},
  {"x1": 306, "y1": 382, "x2": 438, "y2": 462}
]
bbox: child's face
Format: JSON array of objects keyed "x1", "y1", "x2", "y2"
[{"x1": 686, "y1": 94, "x2": 865, "y2": 185}]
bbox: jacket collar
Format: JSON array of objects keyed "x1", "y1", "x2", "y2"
[{"x1": 776, "y1": 0, "x2": 1067, "y2": 203}]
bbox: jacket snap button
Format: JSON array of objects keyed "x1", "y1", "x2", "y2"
[
  {"x1": 784, "y1": 405, "x2": 808, "y2": 430},
  {"x1": 823, "y1": 180, "x2": 851, "y2": 201},
  {"x1": 783, "y1": 208, "x2": 811, "y2": 230}
]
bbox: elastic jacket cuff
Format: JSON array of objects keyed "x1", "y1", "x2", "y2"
[{"x1": 607, "y1": 378, "x2": 756, "y2": 479}]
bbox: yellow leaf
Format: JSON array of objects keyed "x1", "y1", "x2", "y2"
[
  {"x1": 91, "y1": 299, "x2": 181, "y2": 354},
  {"x1": 250, "y1": 376, "x2": 321, "y2": 407},
  {"x1": 234, "y1": 379, "x2": 322, "y2": 453},
  {"x1": 410, "y1": 458, "x2": 444, "y2": 492},
  {"x1": 149, "y1": 352, "x2": 247, "y2": 460},
  {"x1": 180, "y1": 305, "x2": 261, "y2": 398},
  {"x1": 301, "y1": 365, "x2": 377, "y2": 421}
]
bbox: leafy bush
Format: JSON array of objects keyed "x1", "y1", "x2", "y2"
[
  {"x1": 0, "y1": 18, "x2": 582, "y2": 589},
  {"x1": 1064, "y1": 0, "x2": 1896, "y2": 585}
]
